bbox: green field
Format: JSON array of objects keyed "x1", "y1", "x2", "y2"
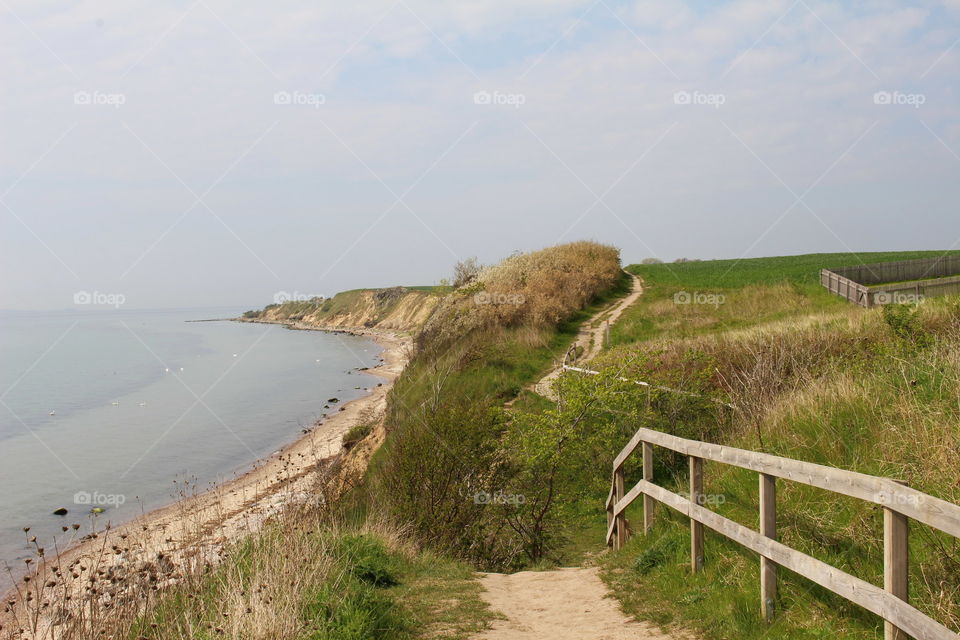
[{"x1": 592, "y1": 251, "x2": 960, "y2": 640}]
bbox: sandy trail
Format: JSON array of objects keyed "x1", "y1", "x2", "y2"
[
  {"x1": 477, "y1": 568, "x2": 684, "y2": 640},
  {"x1": 483, "y1": 275, "x2": 679, "y2": 640},
  {"x1": 533, "y1": 271, "x2": 644, "y2": 401}
]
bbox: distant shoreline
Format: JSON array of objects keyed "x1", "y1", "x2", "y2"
[{"x1": 2, "y1": 322, "x2": 411, "y2": 623}]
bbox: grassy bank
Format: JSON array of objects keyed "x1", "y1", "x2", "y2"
[
  {"x1": 368, "y1": 241, "x2": 627, "y2": 569},
  {"x1": 587, "y1": 252, "x2": 960, "y2": 639},
  {"x1": 16, "y1": 246, "x2": 958, "y2": 639}
]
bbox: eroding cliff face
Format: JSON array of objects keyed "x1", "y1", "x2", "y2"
[{"x1": 250, "y1": 287, "x2": 441, "y2": 333}]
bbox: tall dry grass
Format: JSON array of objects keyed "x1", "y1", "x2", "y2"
[
  {"x1": 418, "y1": 241, "x2": 622, "y2": 348},
  {"x1": 0, "y1": 456, "x2": 415, "y2": 640},
  {"x1": 597, "y1": 296, "x2": 960, "y2": 630}
]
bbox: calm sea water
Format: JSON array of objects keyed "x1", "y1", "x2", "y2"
[{"x1": 0, "y1": 308, "x2": 382, "y2": 578}]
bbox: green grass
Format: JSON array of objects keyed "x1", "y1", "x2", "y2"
[
  {"x1": 611, "y1": 251, "x2": 960, "y2": 347},
  {"x1": 629, "y1": 251, "x2": 960, "y2": 290},
  {"x1": 127, "y1": 527, "x2": 494, "y2": 640},
  {"x1": 590, "y1": 252, "x2": 960, "y2": 639},
  {"x1": 391, "y1": 550, "x2": 501, "y2": 639}
]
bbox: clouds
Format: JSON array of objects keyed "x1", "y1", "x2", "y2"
[{"x1": 1, "y1": 0, "x2": 959, "y2": 309}]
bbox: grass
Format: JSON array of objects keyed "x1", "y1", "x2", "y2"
[
  {"x1": 119, "y1": 518, "x2": 495, "y2": 640},
  {"x1": 588, "y1": 252, "x2": 960, "y2": 639},
  {"x1": 611, "y1": 251, "x2": 960, "y2": 346},
  {"x1": 370, "y1": 242, "x2": 630, "y2": 569}
]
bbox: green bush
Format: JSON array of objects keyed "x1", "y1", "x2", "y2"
[
  {"x1": 342, "y1": 422, "x2": 373, "y2": 450},
  {"x1": 336, "y1": 535, "x2": 399, "y2": 587}
]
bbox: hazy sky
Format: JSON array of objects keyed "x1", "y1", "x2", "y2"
[{"x1": 2, "y1": 0, "x2": 958, "y2": 310}]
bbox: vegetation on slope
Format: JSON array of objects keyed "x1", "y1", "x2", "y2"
[
  {"x1": 369, "y1": 241, "x2": 627, "y2": 569},
  {"x1": 582, "y1": 252, "x2": 960, "y2": 639},
  {"x1": 17, "y1": 246, "x2": 959, "y2": 640}
]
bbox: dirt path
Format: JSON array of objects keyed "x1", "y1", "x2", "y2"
[
  {"x1": 477, "y1": 568, "x2": 684, "y2": 640},
  {"x1": 533, "y1": 272, "x2": 644, "y2": 401}
]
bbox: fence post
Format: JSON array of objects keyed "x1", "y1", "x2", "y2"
[
  {"x1": 760, "y1": 473, "x2": 777, "y2": 622},
  {"x1": 606, "y1": 491, "x2": 614, "y2": 548},
  {"x1": 884, "y1": 482, "x2": 909, "y2": 640},
  {"x1": 689, "y1": 456, "x2": 704, "y2": 572},
  {"x1": 614, "y1": 463, "x2": 628, "y2": 550},
  {"x1": 642, "y1": 441, "x2": 655, "y2": 534}
]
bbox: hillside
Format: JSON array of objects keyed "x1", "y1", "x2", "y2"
[
  {"x1": 242, "y1": 286, "x2": 443, "y2": 333},
  {"x1": 588, "y1": 251, "x2": 960, "y2": 639},
  {"x1": 12, "y1": 246, "x2": 960, "y2": 640}
]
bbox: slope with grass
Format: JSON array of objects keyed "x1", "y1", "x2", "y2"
[
  {"x1": 530, "y1": 271, "x2": 644, "y2": 401},
  {"x1": 587, "y1": 251, "x2": 960, "y2": 640}
]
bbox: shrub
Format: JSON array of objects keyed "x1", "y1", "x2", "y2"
[{"x1": 342, "y1": 422, "x2": 373, "y2": 450}]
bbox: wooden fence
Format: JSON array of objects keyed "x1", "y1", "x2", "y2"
[
  {"x1": 822, "y1": 256, "x2": 960, "y2": 308},
  {"x1": 606, "y1": 427, "x2": 960, "y2": 640}
]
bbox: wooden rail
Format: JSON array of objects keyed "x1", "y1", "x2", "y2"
[{"x1": 606, "y1": 427, "x2": 960, "y2": 640}]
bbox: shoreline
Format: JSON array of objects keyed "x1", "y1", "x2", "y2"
[{"x1": 2, "y1": 322, "x2": 412, "y2": 627}]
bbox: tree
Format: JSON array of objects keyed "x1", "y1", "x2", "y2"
[
  {"x1": 453, "y1": 257, "x2": 482, "y2": 287},
  {"x1": 502, "y1": 369, "x2": 643, "y2": 562}
]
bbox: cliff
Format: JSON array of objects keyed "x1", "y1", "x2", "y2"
[{"x1": 243, "y1": 287, "x2": 442, "y2": 334}]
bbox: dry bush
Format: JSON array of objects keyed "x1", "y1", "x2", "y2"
[{"x1": 419, "y1": 241, "x2": 621, "y2": 348}]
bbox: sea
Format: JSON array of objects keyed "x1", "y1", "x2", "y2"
[{"x1": 0, "y1": 308, "x2": 383, "y2": 581}]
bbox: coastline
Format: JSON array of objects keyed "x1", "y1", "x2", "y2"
[{"x1": 3, "y1": 323, "x2": 411, "y2": 627}]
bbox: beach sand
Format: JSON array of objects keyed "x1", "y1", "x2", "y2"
[{"x1": 2, "y1": 325, "x2": 411, "y2": 636}]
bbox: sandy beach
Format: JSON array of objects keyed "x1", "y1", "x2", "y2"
[{"x1": 2, "y1": 324, "x2": 411, "y2": 634}]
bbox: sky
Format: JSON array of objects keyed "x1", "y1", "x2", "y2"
[{"x1": 1, "y1": 0, "x2": 958, "y2": 310}]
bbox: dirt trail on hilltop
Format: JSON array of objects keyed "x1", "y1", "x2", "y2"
[{"x1": 532, "y1": 272, "x2": 643, "y2": 401}]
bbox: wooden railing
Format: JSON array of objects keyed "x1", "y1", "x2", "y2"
[{"x1": 606, "y1": 427, "x2": 960, "y2": 640}]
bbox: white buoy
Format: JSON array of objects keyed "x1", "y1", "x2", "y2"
[
  {"x1": 233, "y1": 354, "x2": 238, "y2": 358},
  {"x1": 164, "y1": 367, "x2": 170, "y2": 373},
  {"x1": 48, "y1": 410, "x2": 56, "y2": 416}
]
